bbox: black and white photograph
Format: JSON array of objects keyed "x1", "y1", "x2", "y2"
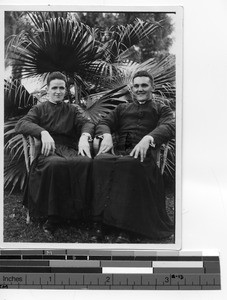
[
  {"x1": 2, "y1": 6, "x2": 182, "y2": 248},
  {"x1": 1, "y1": 0, "x2": 227, "y2": 298}
]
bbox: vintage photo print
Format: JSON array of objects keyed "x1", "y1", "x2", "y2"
[{"x1": 1, "y1": 6, "x2": 183, "y2": 250}]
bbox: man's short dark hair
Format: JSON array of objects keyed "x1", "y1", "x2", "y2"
[
  {"x1": 47, "y1": 71, "x2": 67, "y2": 86},
  {"x1": 133, "y1": 70, "x2": 154, "y2": 86}
]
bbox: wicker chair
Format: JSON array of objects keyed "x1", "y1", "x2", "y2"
[{"x1": 22, "y1": 135, "x2": 41, "y2": 223}]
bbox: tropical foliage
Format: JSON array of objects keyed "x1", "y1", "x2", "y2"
[{"x1": 4, "y1": 11, "x2": 176, "y2": 192}]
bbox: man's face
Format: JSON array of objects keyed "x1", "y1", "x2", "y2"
[
  {"x1": 47, "y1": 79, "x2": 66, "y2": 103},
  {"x1": 132, "y1": 76, "x2": 153, "y2": 102}
]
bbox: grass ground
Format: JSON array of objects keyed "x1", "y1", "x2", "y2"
[{"x1": 4, "y1": 191, "x2": 175, "y2": 244}]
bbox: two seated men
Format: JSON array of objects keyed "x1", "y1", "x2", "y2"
[{"x1": 15, "y1": 71, "x2": 175, "y2": 242}]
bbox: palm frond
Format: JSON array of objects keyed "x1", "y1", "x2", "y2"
[
  {"x1": 117, "y1": 45, "x2": 141, "y2": 62},
  {"x1": 84, "y1": 85, "x2": 128, "y2": 124},
  {"x1": 27, "y1": 11, "x2": 69, "y2": 29},
  {"x1": 163, "y1": 139, "x2": 175, "y2": 178},
  {"x1": 8, "y1": 16, "x2": 106, "y2": 82},
  {"x1": 4, "y1": 117, "x2": 27, "y2": 193},
  {"x1": 4, "y1": 157, "x2": 27, "y2": 193},
  {"x1": 153, "y1": 95, "x2": 175, "y2": 110},
  {"x1": 4, "y1": 79, "x2": 37, "y2": 119},
  {"x1": 4, "y1": 133, "x2": 24, "y2": 161},
  {"x1": 4, "y1": 118, "x2": 24, "y2": 160},
  {"x1": 5, "y1": 30, "x2": 28, "y2": 62},
  {"x1": 104, "y1": 18, "x2": 161, "y2": 63},
  {"x1": 98, "y1": 55, "x2": 175, "y2": 102},
  {"x1": 4, "y1": 119, "x2": 19, "y2": 132}
]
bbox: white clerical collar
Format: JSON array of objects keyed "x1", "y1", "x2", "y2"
[{"x1": 49, "y1": 100, "x2": 63, "y2": 105}]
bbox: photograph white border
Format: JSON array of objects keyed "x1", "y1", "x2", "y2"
[{"x1": 0, "y1": 5, "x2": 183, "y2": 250}]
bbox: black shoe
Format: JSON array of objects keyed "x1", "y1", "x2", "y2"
[
  {"x1": 43, "y1": 219, "x2": 58, "y2": 234},
  {"x1": 90, "y1": 222, "x2": 104, "y2": 242},
  {"x1": 115, "y1": 232, "x2": 131, "y2": 243}
]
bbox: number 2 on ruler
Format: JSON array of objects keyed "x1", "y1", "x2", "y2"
[{"x1": 105, "y1": 276, "x2": 111, "y2": 284}]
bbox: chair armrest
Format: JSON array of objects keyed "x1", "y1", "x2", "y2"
[
  {"x1": 29, "y1": 136, "x2": 41, "y2": 163},
  {"x1": 22, "y1": 135, "x2": 41, "y2": 172},
  {"x1": 22, "y1": 135, "x2": 30, "y2": 173},
  {"x1": 155, "y1": 142, "x2": 170, "y2": 175},
  {"x1": 161, "y1": 141, "x2": 169, "y2": 174}
]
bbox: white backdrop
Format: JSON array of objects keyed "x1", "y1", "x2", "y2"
[{"x1": 1, "y1": 0, "x2": 227, "y2": 299}]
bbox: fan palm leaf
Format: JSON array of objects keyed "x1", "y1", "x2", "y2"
[
  {"x1": 104, "y1": 18, "x2": 162, "y2": 63},
  {"x1": 4, "y1": 122, "x2": 26, "y2": 193},
  {"x1": 79, "y1": 18, "x2": 162, "y2": 77},
  {"x1": 8, "y1": 16, "x2": 106, "y2": 82},
  {"x1": 5, "y1": 134, "x2": 24, "y2": 162},
  {"x1": 4, "y1": 130, "x2": 23, "y2": 160},
  {"x1": 4, "y1": 158, "x2": 27, "y2": 193},
  {"x1": 83, "y1": 85, "x2": 128, "y2": 124},
  {"x1": 4, "y1": 79, "x2": 37, "y2": 119},
  {"x1": 163, "y1": 139, "x2": 175, "y2": 179},
  {"x1": 27, "y1": 11, "x2": 70, "y2": 28},
  {"x1": 98, "y1": 55, "x2": 176, "y2": 103},
  {"x1": 4, "y1": 119, "x2": 24, "y2": 160},
  {"x1": 4, "y1": 79, "x2": 36, "y2": 193}
]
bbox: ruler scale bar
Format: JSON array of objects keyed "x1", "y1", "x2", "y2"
[
  {"x1": 0, "y1": 273, "x2": 221, "y2": 289},
  {"x1": 0, "y1": 250, "x2": 221, "y2": 290}
]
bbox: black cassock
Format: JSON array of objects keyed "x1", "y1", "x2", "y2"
[
  {"x1": 92, "y1": 100, "x2": 175, "y2": 239},
  {"x1": 15, "y1": 101, "x2": 94, "y2": 220}
]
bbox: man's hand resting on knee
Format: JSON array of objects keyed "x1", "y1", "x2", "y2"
[
  {"x1": 41, "y1": 131, "x2": 56, "y2": 156},
  {"x1": 130, "y1": 135, "x2": 155, "y2": 162},
  {"x1": 97, "y1": 133, "x2": 113, "y2": 156},
  {"x1": 78, "y1": 133, "x2": 92, "y2": 158}
]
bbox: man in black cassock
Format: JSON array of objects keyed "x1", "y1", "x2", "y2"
[
  {"x1": 91, "y1": 70, "x2": 175, "y2": 242},
  {"x1": 15, "y1": 71, "x2": 94, "y2": 234}
]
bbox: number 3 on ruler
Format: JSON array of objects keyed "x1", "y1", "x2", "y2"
[{"x1": 165, "y1": 277, "x2": 170, "y2": 283}]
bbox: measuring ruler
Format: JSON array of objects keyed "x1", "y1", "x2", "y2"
[{"x1": 0, "y1": 250, "x2": 221, "y2": 290}]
